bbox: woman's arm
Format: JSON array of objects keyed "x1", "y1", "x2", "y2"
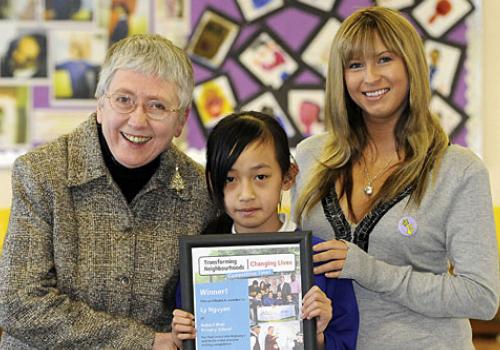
[{"x1": 324, "y1": 160, "x2": 500, "y2": 319}]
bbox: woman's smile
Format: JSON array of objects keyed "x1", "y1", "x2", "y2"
[
  {"x1": 120, "y1": 131, "x2": 152, "y2": 144},
  {"x1": 363, "y1": 88, "x2": 389, "y2": 98}
]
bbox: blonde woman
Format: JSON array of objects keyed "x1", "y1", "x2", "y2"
[{"x1": 292, "y1": 6, "x2": 499, "y2": 350}]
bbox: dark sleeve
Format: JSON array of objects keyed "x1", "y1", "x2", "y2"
[
  {"x1": 201, "y1": 213, "x2": 233, "y2": 235},
  {"x1": 175, "y1": 279, "x2": 182, "y2": 308},
  {"x1": 312, "y1": 236, "x2": 359, "y2": 350}
]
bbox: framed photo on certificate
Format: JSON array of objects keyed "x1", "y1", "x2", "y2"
[{"x1": 179, "y1": 231, "x2": 316, "y2": 350}]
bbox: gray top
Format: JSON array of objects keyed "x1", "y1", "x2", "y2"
[
  {"x1": 292, "y1": 133, "x2": 499, "y2": 350},
  {"x1": 0, "y1": 115, "x2": 216, "y2": 349}
]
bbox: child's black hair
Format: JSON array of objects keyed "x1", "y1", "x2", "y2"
[{"x1": 205, "y1": 110, "x2": 291, "y2": 212}]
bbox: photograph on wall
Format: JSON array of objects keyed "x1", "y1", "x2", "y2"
[
  {"x1": 241, "y1": 91, "x2": 297, "y2": 139},
  {"x1": 0, "y1": 0, "x2": 38, "y2": 21},
  {"x1": 375, "y1": 0, "x2": 415, "y2": 10},
  {"x1": 30, "y1": 109, "x2": 91, "y2": 147},
  {"x1": 236, "y1": 0, "x2": 284, "y2": 22},
  {"x1": 0, "y1": 0, "x2": 482, "y2": 165},
  {"x1": 412, "y1": 0, "x2": 473, "y2": 38},
  {"x1": 0, "y1": 86, "x2": 29, "y2": 148},
  {"x1": 424, "y1": 39, "x2": 463, "y2": 97},
  {"x1": 186, "y1": 8, "x2": 239, "y2": 69},
  {"x1": 301, "y1": 17, "x2": 341, "y2": 78},
  {"x1": 102, "y1": 0, "x2": 150, "y2": 47},
  {"x1": 287, "y1": 89, "x2": 325, "y2": 138},
  {"x1": 239, "y1": 31, "x2": 298, "y2": 89},
  {"x1": 179, "y1": 232, "x2": 316, "y2": 350},
  {"x1": 193, "y1": 74, "x2": 237, "y2": 134},
  {"x1": 296, "y1": 0, "x2": 336, "y2": 12},
  {"x1": 154, "y1": 0, "x2": 190, "y2": 48},
  {"x1": 430, "y1": 93, "x2": 467, "y2": 139},
  {"x1": 0, "y1": 27, "x2": 48, "y2": 80},
  {"x1": 51, "y1": 30, "x2": 106, "y2": 102},
  {"x1": 44, "y1": 0, "x2": 94, "y2": 21}
]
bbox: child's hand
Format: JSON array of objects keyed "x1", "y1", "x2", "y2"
[
  {"x1": 171, "y1": 309, "x2": 196, "y2": 349},
  {"x1": 302, "y1": 286, "x2": 333, "y2": 335}
]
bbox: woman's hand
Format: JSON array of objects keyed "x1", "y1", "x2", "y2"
[
  {"x1": 302, "y1": 285, "x2": 332, "y2": 348},
  {"x1": 313, "y1": 239, "x2": 348, "y2": 278},
  {"x1": 171, "y1": 309, "x2": 196, "y2": 349}
]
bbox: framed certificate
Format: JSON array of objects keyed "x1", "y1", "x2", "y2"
[{"x1": 179, "y1": 231, "x2": 316, "y2": 350}]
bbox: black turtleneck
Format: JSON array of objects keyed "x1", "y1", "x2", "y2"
[{"x1": 98, "y1": 124, "x2": 160, "y2": 203}]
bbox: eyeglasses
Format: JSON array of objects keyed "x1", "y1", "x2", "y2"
[{"x1": 104, "y1": 92, "x2": 182, "y2": 121}]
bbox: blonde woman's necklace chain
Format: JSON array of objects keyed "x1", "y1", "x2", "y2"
[{"x1": 362, "y1": 155, "x2": 392, "y2": 196}]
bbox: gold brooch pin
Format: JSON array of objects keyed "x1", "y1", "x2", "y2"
[{"x1": 169, "y1": 164, "x2": 185, "y2": 193}]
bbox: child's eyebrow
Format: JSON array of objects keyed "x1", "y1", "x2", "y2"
[
  {"x1": 228, "y1": 163, "x2": 272, "y2": 172},
  {"x1": 249, "y1": 163, "x2": 272, "y2": 170}
]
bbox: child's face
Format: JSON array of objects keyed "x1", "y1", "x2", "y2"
[{"x1": 223, "y1": 140, "x2": 292, "y2": 233}]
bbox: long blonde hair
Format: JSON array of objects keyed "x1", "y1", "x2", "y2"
[{"x1": 295, "y1": 6, "x2": 448, "y2": 224}]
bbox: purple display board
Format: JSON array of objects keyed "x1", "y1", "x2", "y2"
[
  {"x1": 187, "y1": 0, "x2": 474, "y2": 149},
  {"x1": 0, "y1": 0, "x2": 476, "y2": 166}
]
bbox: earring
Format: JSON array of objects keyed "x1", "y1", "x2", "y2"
[{"x1": 169, "y1": 164, "x2": 185, "y2": 193}]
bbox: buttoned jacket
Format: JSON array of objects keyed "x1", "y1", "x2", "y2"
[{"x1": 0, "y1": 115, "x2": 216, "y2": 349}]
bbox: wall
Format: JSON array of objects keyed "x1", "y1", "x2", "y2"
[
  {"x1": 0, "y1": 170, "x2": 11, "y2": 208},
  {"x1": 483, "y1": 0, "x2": 500, "y2": 205},
  {"x1": 1, "y1": 1, "x2": 500, "y2": 208}
]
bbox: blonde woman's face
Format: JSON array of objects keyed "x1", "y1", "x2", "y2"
[{"x1": 343, "y1": 34, "x2": 409, "y2": 126}]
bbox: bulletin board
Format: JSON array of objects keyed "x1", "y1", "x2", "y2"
[
  {"x1": 185, "y1": 0, "x2": 479, "y2": 151},
  {"x1": 0, "y1": 0, "x2": 481, "y2": 167}
]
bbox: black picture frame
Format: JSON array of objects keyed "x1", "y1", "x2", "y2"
[
  {"x1": 179, "y1": 231, "x2": 316, "y2": 350},
  {"x1": 423, "y1": 38, "x2": 465, "y2": 99},
  {"x1": 234, "y1": 0, "x2": 284, "y2": 23},
  {"x1": 240, "y1": 89, "x2": 303, "y2": 147},
  {"x1": 286, "y1": 86, "x2": 326, "y2": 140},
  {"x1": 430, "y1": 91, "x2": 468, "y2": 140},
  {"x1": 191, "y1": 73, "x2": 238, "y2": 137},
  {"x1": 236, "y1": 28, "x2": 300, "y2": 90},
  {"x1": 186, "y1": 7, "x2": 241, "y2": 70},
  {"x1": 411, "y1": 0, "x2": 475, "y2": 39}
]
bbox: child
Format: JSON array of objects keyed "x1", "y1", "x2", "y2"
[{"x1": 171, "y1": 111, "x2": 359, "y2": 349}]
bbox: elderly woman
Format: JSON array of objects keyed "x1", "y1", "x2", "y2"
[{"x1": 0, "y1": 34, "x2": 215, "y2": 349}]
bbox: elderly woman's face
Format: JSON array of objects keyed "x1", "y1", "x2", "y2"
[{"x1": 97, "y1": 69, "x2": 186, "y2": 168}]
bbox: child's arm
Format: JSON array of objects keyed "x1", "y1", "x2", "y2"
[
  {"x1": 171, "y1": 309, "x2": 196, "y2": 349},
  {"x1": 302, "y1": 285, "x2": 333, "y2": 350},
  {"x1": 310, "y1": 236, "x2": 359, "y2": 349}
]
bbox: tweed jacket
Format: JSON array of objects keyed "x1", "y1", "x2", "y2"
[{"x1": 0, "y1": 115, "x2": 216, "y2": 349}]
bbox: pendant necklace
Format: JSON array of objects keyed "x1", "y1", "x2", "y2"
[{"x1": 362, "y1": 155, "x2": 393, "y2": 196}]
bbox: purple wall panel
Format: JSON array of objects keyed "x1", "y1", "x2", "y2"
[{"x1": 187, "y1": 0, "x2": 473, "y2": 149}]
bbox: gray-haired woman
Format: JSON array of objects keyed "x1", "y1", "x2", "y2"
[{"x1": 0, "y1": 34, "x2": 216, "y2": 349}]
